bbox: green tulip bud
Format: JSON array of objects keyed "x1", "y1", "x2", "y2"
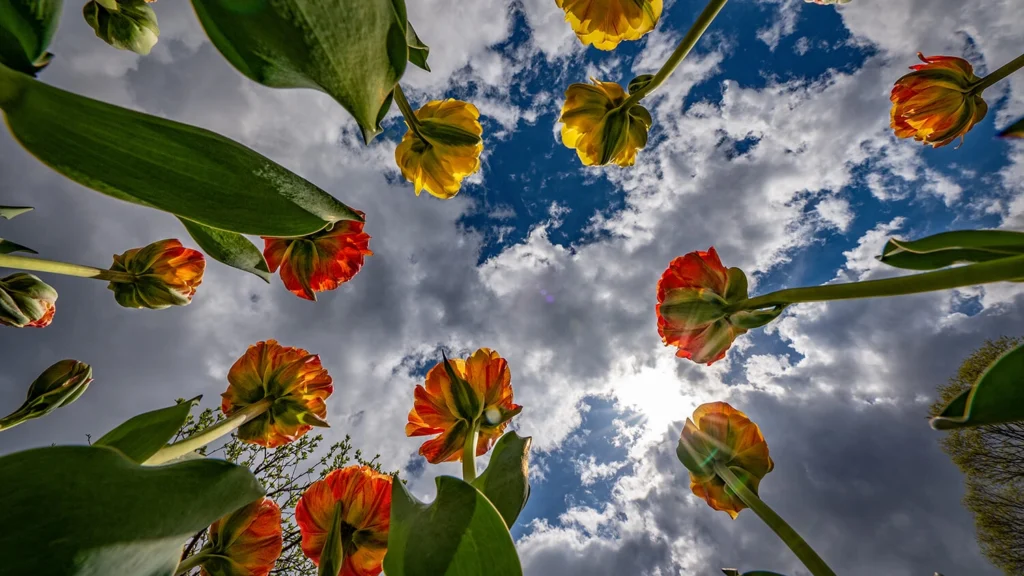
[
  {"x1": 83, "y1": 0, "x2": 160, "y2": 56},
  {"x1": 0, "y1": 360, "x2": 93, "y2": 431},
  {"x1": 0, "y1": 273, "x2": 57, "y2": 328}
]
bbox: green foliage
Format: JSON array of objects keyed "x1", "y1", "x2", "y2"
[
  {"x1": 0, "y1": 0, "x2": 60, "y2": 75},
  {"x1": 471, "y1": 432, "x2": 532, "y2": 528},
  {"x1": 878, "y1": 230, "x2": 1024, "y2": 271},
  {"x1": 0, "y1": 205, "x2": 33, "y2": 219},
  {"x1": 95, "y1": 396, "x2": 201, "y2": 463},
  {"x1": 191, "y1": 0, "x2": 421, "y2": 144},
  {"x1": 0, "y1": 444, "x2": 264, "y2": 576},
  {"x1": 0, "y1": 238, "x2": 35, "y2": 254},
  {"x1": 82, "y1": 0, "x2": 159, "y2": 56},
  {"x1": 174, "y1": 407, "x2": 385, "y2": 576},
  {"x1": 385, "y1": 475, "x2": 523, "y2": 576},
  {"x1": 931, "y1": 336, "x2": 1024, "y2": 575},
  {"x1": 931, "y1": 342, "x2": 1024, "y2": 429},
  {"x1": 179, "y1": 219, "x2": 271, "y2": 282}
]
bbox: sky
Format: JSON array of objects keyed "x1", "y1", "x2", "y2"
[{"x1": 2, "y1": 0, "x2": 1024, "y2": 575}]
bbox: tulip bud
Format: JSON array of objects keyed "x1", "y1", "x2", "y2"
[
  {"x1": 83, "y1": 0, "x2": 160, "y2": 56},
  {"x1": 108, "y1": 239, "x2": 205, "y2": 310},
  {"x1": 0, "y1": 273, "x2": 57, "y2": 328},
  {"x1": 0, "y1": 360, "x2": 93, "y2": 431}
]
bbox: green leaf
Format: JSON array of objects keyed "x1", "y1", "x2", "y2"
[
  {"x1": 878, "y1": 229, "x2": 1024, "y2": 271},
  {"x1": 627, "y1": 74, "x2": 654, "y2": 95},
  {"x1": 94, "y1": 396, "x2": 201, "y2": 463},
  {"x1": 998, "y1": 117, "x2": 1024, "y2": 138},
  {"x1": 931, "y1": 343, "x2": 1024, "y2": 430},
  {"x1": 0, "y1": 205, "x2": 33, "y2": 219},
  {"x1": 191, "y1": 0, "x2": 410, "y2": 144},
  {"x1": 180, "y1": 218, "x2": 271, "y2": 282},
  {"x1": 0, "y1": 238, "x2": 35, "y2": 254},
  {"x1": 471, "y1": 432, "x2": 531, "y2": 528},
  {"x1": 406, "y1": 21, "x2": 430, "y2": 71},
  {"x1": 384, "y1": 475, "x2": 522, "y2": 576},
  {"x1": 0, "y1": 444, "x2": 264, "y2": 576},
  {"x1": 0, "y1": 0, "x2": 61, "y2": 75},
  {"x1": 0, "y1": 62, "x2": 362, "y2": 237},
  {"x1": 721, "y1": 571, "x2": 788, "y2": 576}
]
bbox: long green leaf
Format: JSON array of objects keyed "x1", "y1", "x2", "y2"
[
  {"x1": 878, "y1": 230, "x2": 1024, "y2": 271},
  {"x1": 406, "y1": 22, "x2": 430, "y2": 72},
  {"x1": 931, "y1": 343, "x2": 1024, "y2": 430},
  {"x1": 191, "y1": 0, "x2": 410, "y2": 144},
  {"x1": 94, "y1": 396, "x2": 201, "y2": 463},
  {"x1": 471, "y1": 432, "x2": 531, "y2": 528},
  {"x1": 0, "y1": 205, "x2": 33, "y2": 219},
  {"x1": 0, "y1": 444, "x2": 264, "y2": 576},
  {"x1": 180, "y1": 218, "x2": 271, "y2": 282},
  {"x1": 384, "y1": 475, "x2": 522, "y2": 576},
  {"x1": 0, "y1": 238, "x2": 35, "y2": 254},
  {"x1": 0, "y1": 62, "x2": 361, "y2": 237},
  {"x1": 0, "y1": 0, "x2": 61, "y2": 75}
]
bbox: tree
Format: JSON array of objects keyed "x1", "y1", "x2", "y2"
[
  {"x1": 172, "y1": 407, "x2": 387, "y2": 576},
  {"x1": 931, "y1": 336, "x2": 1024, "y2": 576}
]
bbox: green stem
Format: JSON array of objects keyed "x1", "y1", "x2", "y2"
[
  {"x1": 144, "y1": 398, "x2": 272, "y2": 466},
  {"x1": 971, "y1": 53, "x2": 1024, "y2": 94},
  {"x1": 713, "y1": 462, "x2": 836, "y2": 576},
  {"x1": 0, "y1": 253, "x2": 134, "y2": 283},
  {"x1": 621, "y1": 0, "x2": 728, "y2": 108},
  {"x1": 174, "y1": 549, "x2": 211, "y2": 576},
  {"x1": 393, "y1": 84, "x2": 428, "y2": 142},
  {"x1": 462, "y1": 419, "x2": 480, "y2": 482},
  {"x1": 728, "y1": 255, "x2": 1024, "y2": 312}
]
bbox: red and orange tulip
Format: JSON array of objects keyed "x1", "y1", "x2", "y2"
[
  {"x1": 262, "y1": 216, "x2": 372, "y2": 301},
  {"x1": 676, "y1": 402, "x2": 774, "y2": 519},
  {"x1": 406, "y1": 348, "x2": 522, "y2": 464},
  {"x1": 0, "y1": 273, "x2": 57, "y2": 328},
  {"x1": 555, "y1": 0, "x2": 662, "y2": 51},
  {"x1": 221, "y1": 340, "x2": 333, "y2": 448},
  {"x1": 890, "y1": 53, "x2": 987, "y2": 148},
  {"x1": 295, "y1": 466, "x2": 392, "y2": 576},
  {"x1": 108, "y1": 239, "x2": 205, "y2": 309},
  {"x1": 200, "y1": 497, "x2": 283, "y2": 576}
]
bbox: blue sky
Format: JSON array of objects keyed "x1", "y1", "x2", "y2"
[{"x1": 2, "y1": 0, "x2": 1024, "y2": 575}]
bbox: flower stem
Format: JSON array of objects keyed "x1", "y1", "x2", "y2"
[
  {"x1": 713, "y1": 462, "x2": 836, "y2": 576},
  {"x1": 174, "y1": 549, "x2": 212, "y2": 576},
  {"x1": 144, "y1": 398, "x2": 273, "y2": 466},
  {"x1": 971, "y1": 52, "x2": 1024, "y2": 94},
  {"x1": 462, "y1": 420, "x2": 480, "y2": 482},
  {"x1": 727, "y1": 255, "x2": 1024, "y2": 312},
  {"x1": 0, "y1": 253, "x2": 134, "y2": 283},
  {"x1": 621, "y1": 0, "x2": 729, "y2": 108},
  {"x1": 393, "y1": 84, "x2": 428, "y2": 142}
]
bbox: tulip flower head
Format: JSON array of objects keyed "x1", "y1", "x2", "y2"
[
  {"x1": 0, "y1": 272, "x2": 57, "y2": 328},
  {"x1": 395, "y1": 99, "x2": 484, "y2": 200},
  {"x1": 555, "y1": 0, "x2": 662, "y2": 50},
  {"x1": 560, "y1": 79, "x2": 652, "y2": 167},
  {"x1": 221, "y1": 340, "x2": 333, "y2": 448},
  {"x1": 200, "y1": 497, "x2": 283, "y2": 576},
  {"x1": 0, "y1": 360, "x2": 92, "y2": 431},
  {"x1": 890, "y1": 53, "x2": 987, "y2": 148},
  {"x1": 295, "y1": 466, "x2": 392, "y2": 576},
  {"x1": 83, "y1": 0, "x2": 160, "y2": 55},
  {"x1": 263, "y1": 216, "x2": 372, "y2": 301},
  {"x1": 676, "y1": 402, "x2": 774, "y2": 519},
  {"x1": 108, "y1": 239, "x2": 205, "y2": 309},
  {"x1": 406, "y1": 348, "x2": 523, "y2": 464}
]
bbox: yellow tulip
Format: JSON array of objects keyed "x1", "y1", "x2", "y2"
[
  {"x1": 555, "y1": 0, "x2": 662, "y2": 50},
  {"x1": 395, "y1": 99, "x2": 483, "y2": 200},
  {"x1": 559, "y1": 79, "x2": 652, "y2": 167}
]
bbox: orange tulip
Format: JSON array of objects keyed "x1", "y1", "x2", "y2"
[
  {"x1": 0, "y1": 273, "x2": 57, "y2": 328},
  {"x1": 295, "y1": 466, "x2": 392, "y2": 576},
  {"x1": 676, "y1": 402, "x2": 774, "y2": 519},
  {"x1": 890, "y1": 53, "x2": 987, "y2": 148},
  {"x1": 108, "y1": 239, "x2": 205, "y2": 309},
  {"x1": 263, "y1": 216, "x2": 372, "y2": 301},
  {"x1": 200, "y1": 497, "x2": 283, "y2": 576},
  {"x1": 406, "y1": 348, "x2": 522, "y2": 464},
  {"x1": 221, "y1": 340, "x2": 333, "y2": 448}
]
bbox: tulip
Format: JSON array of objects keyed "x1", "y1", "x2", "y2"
[
  {"x1": 221, "y1": 340, "x2": 333, "y2": 448},
  {"x1": 262, "y1": 217, "x2": 372, "y2": 301},
  {"x1": 803, "y1": 0, "x2": 850, "y2": 4},
  {"x1": 83, "y1": 0, "x2": 160, "y2": 56},
  {"x1": 393, "y1": 87, "x2": 484, "y2": 200},
  {"x1": 0, "y1": 272, "x2": 56, "y2": 328},
  {"x1": 555, "y1": 0, "x2": 662, "y2": 50},
  {"x1": 185, "y1": 497, "x2": 283, "y2": 576},
  {"x1": 108, "y1": 239, "x2": 205, "y2": 310},
  {"x1": 559, "y1": 79, "x2": 652, "y2": 167},
  {"x1": 406, "y1": 348, "x2": 522, "y2": 479},
  {"x1": 0, "y1": 360, "x2": 92, "y2": 431},
  {"x1": 890, "y1": 53, "x2": 987, "y2": 148},
  {"x1": 295, "y1": 466, "x2": 392, "y2": 576}
]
